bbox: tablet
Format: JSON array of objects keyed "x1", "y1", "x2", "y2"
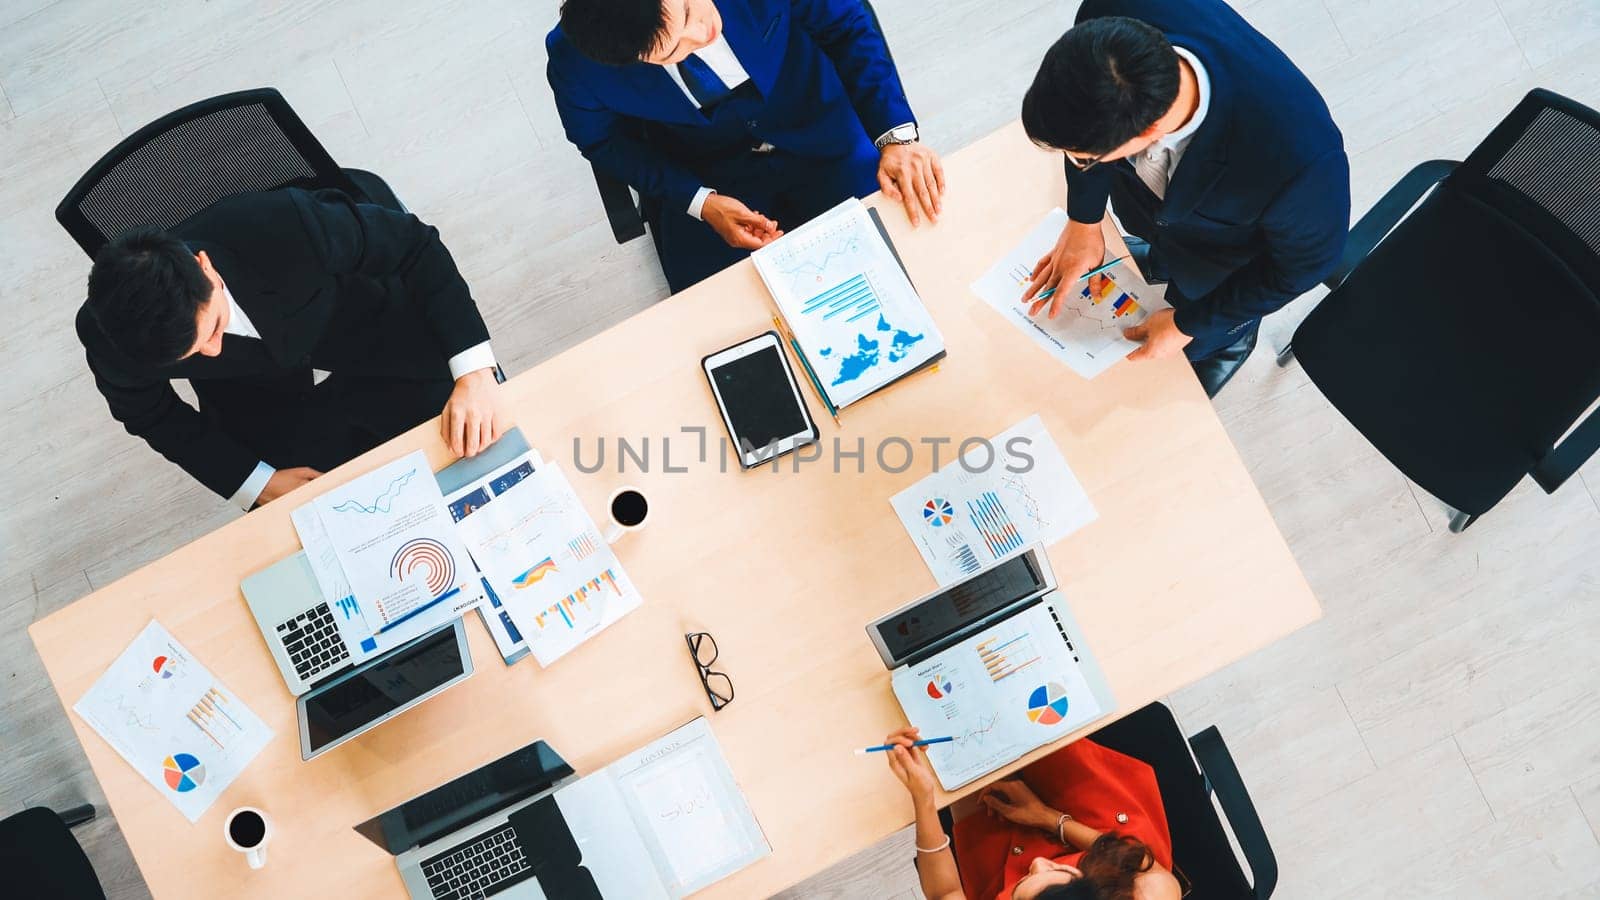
[{"x1": 703, "y1": 331, "x2": 819, "y2": 469}]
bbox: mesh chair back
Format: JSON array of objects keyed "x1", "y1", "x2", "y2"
[{"x1": 56, "y1": 88, "x2": 356, "y2": 258}]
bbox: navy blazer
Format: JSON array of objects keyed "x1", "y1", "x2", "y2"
[
  {"x1": 1066, "y1": 0, "x2": 1350, "y2": 354},
  {"x1": 546, "y1": 0, "x2": 914, "y2": 213}
]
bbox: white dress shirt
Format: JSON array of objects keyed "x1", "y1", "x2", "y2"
[
  {"x1": 220, "y1": 285, "x2": 496, "y2": 511},
  {"x1": 1131, "y1": 46, "x2": 1211, "y2": 201}
]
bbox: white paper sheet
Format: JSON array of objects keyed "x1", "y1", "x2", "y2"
[
  {"x1": 753, "y1": 198, "x2": 945, "y2": 408},
  {"x1": 302, "y1": 451, "x2": 479, "y2": 642},
  {"x1": 890, "y1": 604, "x2": 1107, "y2": 790},
  {"x1": 74, "y1": 621, "x2": 273, "y2": 823},
  {"x1": 890, "y1": 415, "x2": 1097, "y2": 585},
  {"x1": 451, "y1": 461, "x2": 642, "y2": 666},
  {"x1": 972, "y1": 208, "x2": 1170, "y2": 379},
  {"x1": 441, "y1": 450, "x2": 549, "y2": 663}
]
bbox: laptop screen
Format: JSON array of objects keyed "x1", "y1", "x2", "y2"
[
  {"x1": 302, "y1": 623, "x2": 467, "y2": 757},
  {"x1": 353, "y1": 740, "x2": 574, "y2": 854},
  {"x1": 874, "y1": 551, "x2": 1048, "y2": 664}
]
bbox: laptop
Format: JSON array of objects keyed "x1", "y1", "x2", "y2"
[
  {"x1": 866, "y1": 543, "x2": 1117, "y2": 789},
  {"x1": 297, "y1": 619, "x2": 474, "y2": 761},
  {"x1": 241, "y1": 551, "x2": 366, "y2": 694},
  {"x1": 355, "y1": 739, "x2": 577, "y2": 900}
]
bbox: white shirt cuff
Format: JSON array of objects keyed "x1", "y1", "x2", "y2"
[
  {"x1": 448, "y1": 341, "x2": 497, "y2": 380},
  {"x1": 688, "y1": 187, "x2": 716, "y2": 221},
  {"x1": 230, "y1": 460, "x2": 276, "y2": 512}
]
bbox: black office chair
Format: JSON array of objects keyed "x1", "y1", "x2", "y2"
[
  {"x1": 0, "y1": 804, "x2": 106, "y2": 900},
  {"x1": 587, "y1": 0, "x2": 897, "y2": 245},
  {"x1": 56, "y1": 87, "x2": 402, "y2": 258},
  {"x1": 1276, "y1": 88, "x2": 1600, "y2": 533},
  {"x1": 933, "y1": 703, "x2": 1275, "y2": 899}
]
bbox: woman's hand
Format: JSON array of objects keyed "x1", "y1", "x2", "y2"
[
  {"x1": 883, "y1": 728, "x2": 939, "y2": 806},
  {"x1": 978, "y1": 779, "x2": 1062, "y2": 832}
]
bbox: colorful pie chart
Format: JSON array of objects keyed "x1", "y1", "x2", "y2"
[
  {"x1": 926, "y1": 678, "x2": 954, "y2": 700},
  {"x1": 1026, "y1": 683, "x2": 1071, "y2": 726},
  {"x1": 152, "y1": 655, "x2": 174, "y2": 679},
  {"x1": 162, "y1": 753, "x2": 205, "y2": 792},
  {"x1": 922, "y1": 498, "x2": 955, "y2": 527}
]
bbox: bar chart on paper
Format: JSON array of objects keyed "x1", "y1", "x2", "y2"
[{"x1": 968, "y1": 491, "x2": 1025, "y2": 557}]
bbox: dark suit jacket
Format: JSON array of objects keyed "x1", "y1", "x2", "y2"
[
  {"x1": 546, "y1": 0, "x2": 915, "y2": 213},
  {"x1": 1066, "y1": 0, "x2": 1351, "y2": 357},
  {"x1": 76, "y1": 188, "x2": 490, "y2": 499}
]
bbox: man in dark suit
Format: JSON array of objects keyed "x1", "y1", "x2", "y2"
[
  {"x1": 77, "y1": 188, "x2": 509, "y2": 509},
  {"x1": 1020, "y1": 0, "x2": 1350, "y2": 396},
  {"x1": 548, "y1": 0, "x2": 945, "y2": 292}
]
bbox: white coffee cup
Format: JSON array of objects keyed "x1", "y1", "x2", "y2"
[
  {"x1": 603, "y1": 486, "x2": 650, "y2": 544},
  {"x1": 224, "y1": 806, "x2": 272, "y2": 869}
]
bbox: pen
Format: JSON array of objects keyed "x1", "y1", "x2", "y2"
[
  {"x1": 855, "y1": 736, "x2": 954, "y2": 755},
  {"x1": 1035, "y1": 255, "x2": 1129, "y2": 301},
  {"x1": 772, "y1": 315, "x2": 841, "y2": 427}
]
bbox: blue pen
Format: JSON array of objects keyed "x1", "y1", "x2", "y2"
[
  {"x1": 855, "y1": 736, "x2": 955, "y2": 755},
  {"x1": 1035, "y1": 255, "x2": 1129, "y2": 301}
]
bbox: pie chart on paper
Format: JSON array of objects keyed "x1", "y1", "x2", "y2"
[
  {"x1": 1025, "y1": 683, "x2": 1071, "y2": 726},
  {"x1": 922, "y1": 498, "x2": 955, "y2": 527},
  {"x1": 162, "y1": 753, "x2": 206, "y2": 792}
]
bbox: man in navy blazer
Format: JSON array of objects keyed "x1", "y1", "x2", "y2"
[
  {"x1": 1020, "y1": 0, "x2": 1350, "y2": 396},
  {"x1": 548, "y1": 0, "x2": 945, "y2": 292}
]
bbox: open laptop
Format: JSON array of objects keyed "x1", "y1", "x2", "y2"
[
  {"x1": 866, "y1": 543, "x2": 1117, "y2": 789},
  {"x1": 355, "y1": 740, "x2": 577, "y2": 900}
]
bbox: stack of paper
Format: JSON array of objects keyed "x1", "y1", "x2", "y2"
[
  {"x1": 75, "y1": 621, "x2": 273, "y2": 822},
  {"x1": 753, "y1": 198, "x2": 945, "y2": 409}
]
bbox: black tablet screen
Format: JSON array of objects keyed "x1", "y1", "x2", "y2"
[{"x1": 713, "y1": 345, "x2": 809, "y2": 453}]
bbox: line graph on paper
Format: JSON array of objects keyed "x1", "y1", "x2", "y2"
[
  {"x1": 331, "y1": 468, "x2": 417, "y2": 515},
  {"x1": 1002, "y1": 475, "x2": 1049, "y2": 529},
  {"x1": 950, "y1": 712, "x2": 1001, "y2": 749}
]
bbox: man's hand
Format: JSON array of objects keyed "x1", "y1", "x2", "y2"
[
  {"x1": 1023, "y1": 218, "x2": 1107, "y2": 317},
  {"x1": 702, "y1": 193, "x2": 783, "y2": 250},
  {"x1": 441, "y1": 368, "x2": 509, "y2": 458},
  {"x1": 978, "y1": 779, "x2": 1061, "y2": 832},
  {"x1": 1123, "y1": 308, "x2": 1193, "y2": 361},
  {"x1": 877, "y1": 142, "x2": 945, "y2": 226},
  {"x1": 883, "y1": 728, "x2": 939, "y2": 806},
  {"x1": 258, "y1": 466, "x2": 322, "y2": 506}
]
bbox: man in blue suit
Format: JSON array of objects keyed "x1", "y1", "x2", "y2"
[
  {"x1": 1020, "y1": 0, "x2": 1350, "y2": 396},
  {"x1": 548, "y1": 0, "x2": 945, "y2": 292}
]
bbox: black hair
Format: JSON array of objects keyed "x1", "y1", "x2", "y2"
[
  {"x1": 1022, "y1": 17, "x2": 1181, "y2": 156},
  {"x1": 559, "y1": 0, "x2": 673, "y2": 66},
  {"x1": 85, "y1": 227, "x2": 212, "y2": 366}
]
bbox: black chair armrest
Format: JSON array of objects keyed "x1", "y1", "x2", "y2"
[
  {"x1": 1532, "y1": 401, "x2": 1600, "y2": 493},
  {"x1": 1326, "y1": 159, "x2": 1458, "y2": 291},
  {"x1": 1190, "y1": 726, "x2": 1277, "y2": 899},
  {"x1": 58, "y1": 804, "x2": 96, "y2": 828},
  {"x1": 592, "y1": 164, "x2": 647, "y2": 244}
]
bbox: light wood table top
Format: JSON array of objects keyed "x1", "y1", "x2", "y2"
[{"x1": 30, "y1": 121, "x2": 1319, "y2": 899}]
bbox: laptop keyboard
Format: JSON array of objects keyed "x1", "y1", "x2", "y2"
[
  {"x1": 275, "y1": 603, "x2": 350, "y2": 682},
  {"x1": 422, "y1": 824, "x2": 532, "y2": 899}
]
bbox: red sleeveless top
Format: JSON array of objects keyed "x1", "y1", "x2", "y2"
[{"x1": 953, "y1": 739, "x2": 1172, "y2": 900}]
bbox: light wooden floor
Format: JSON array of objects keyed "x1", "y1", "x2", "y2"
[{"x1": 3, "y1": 1, "x2": 1599, "y2": 898}]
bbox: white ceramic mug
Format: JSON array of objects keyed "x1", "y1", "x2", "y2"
[
  {"x1": 224, "y1": 806, "x2": 272, "y2": 869},
  {"x1": 603, "y1": 486, "x2": 650, "y2": 544}
]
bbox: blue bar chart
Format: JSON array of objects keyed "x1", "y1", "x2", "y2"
[
  {"x1": 801, "y1": 273, "x2": 881, "y2": 323},
  {"x1": 967, "y1": 491, "x2": 1024, "y2": 557}
]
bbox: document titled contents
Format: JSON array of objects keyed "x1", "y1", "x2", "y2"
[
  {"x1": 971, "y1": 207, "x2": 1170, "y2": 379},
  {"x1": 299, "y1": 450, "x2": 480, "y2": 642},
  {"x1": 891, "y1": 603, "x2": 1108, "y2": 790},
  {"x1": 75, "y1": 621, "x2": 273, "y2": 823},
  {"x1": 890, "y1": 415, "x2": 1098, "y2": 585}
]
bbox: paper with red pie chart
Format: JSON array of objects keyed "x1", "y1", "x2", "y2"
[{"x1": 74, "y1": 620, "x2": 272, "y2": 822}]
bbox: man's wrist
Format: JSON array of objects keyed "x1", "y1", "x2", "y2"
[
  {"x1": 455, "y1": 366, "x2": 496, "y2": 384},
  {"x1": 875, "y1": 122, "x2": 919, "y2": 150}
]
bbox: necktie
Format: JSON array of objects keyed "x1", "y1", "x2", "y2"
[{"x1": 677, "y1": 53, "x2": 732, "y2": 110}]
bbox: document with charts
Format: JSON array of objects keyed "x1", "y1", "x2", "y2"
[
  {"x1": 298, "y1": 450, "x2": 480, "y2": 641},
  {"x1": 752, "y1": 198, "x2": 945, "y2": 409},
  {"x1": 971, "y1": 207, "x2": 1170, "y2": 379},
  {"x1": 450, "y1": 460, "x2": 643, "y2": 666},
  {"x1": 74, "y1": 620, "x2": 273, "y2": 822},
  {"x1": 891, "y1": 602, "x2": 1112, "y2": 790},
  {"x1": 890, "y1": 415, "x2": 1098, "y2": 585}
]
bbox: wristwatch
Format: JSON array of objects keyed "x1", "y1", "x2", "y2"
[{"x1": 874, "y1": 122, "x2": 919, "y2": 150}]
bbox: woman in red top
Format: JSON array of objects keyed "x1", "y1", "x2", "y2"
[{"x1": 882, "y1": 728, "x2": 1181, "y2": 900}]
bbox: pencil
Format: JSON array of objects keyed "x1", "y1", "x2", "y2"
[
  {"x1": 772, "y1": 315, "x2": 841, "y2": 427},
  {"x1": 855, "y1": 736, "x2": 955, "y2": 755}
]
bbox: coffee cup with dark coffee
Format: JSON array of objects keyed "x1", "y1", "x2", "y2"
[
  {"x1": 224, "y1": 807, "x2": 272, "y2": 869},
  {"x1": 604, "y1": 487, "x2": 650, "y2": 544}
]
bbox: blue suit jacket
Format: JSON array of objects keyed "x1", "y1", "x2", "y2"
[
  {"x1": 546, "y1": 0, "x2": 914, "y2": 214},
  {"x1": 1066, "y1": 0, "x2": 1350, "y2": 354}
]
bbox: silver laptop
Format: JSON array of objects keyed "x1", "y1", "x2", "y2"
[
  {"x1": 354, "y1": 740, "x2": 578, "y2": 900},
  {"x1": 240, "y1": 551, "x2": 366, "y2": 694},
  {"x1": 297, "y1": 619, "x2": 473, "y2": 761}
]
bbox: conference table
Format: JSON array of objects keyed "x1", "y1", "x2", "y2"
[{"x1": 30, "y1": 121, "x2": 1320, "y2": 899}]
